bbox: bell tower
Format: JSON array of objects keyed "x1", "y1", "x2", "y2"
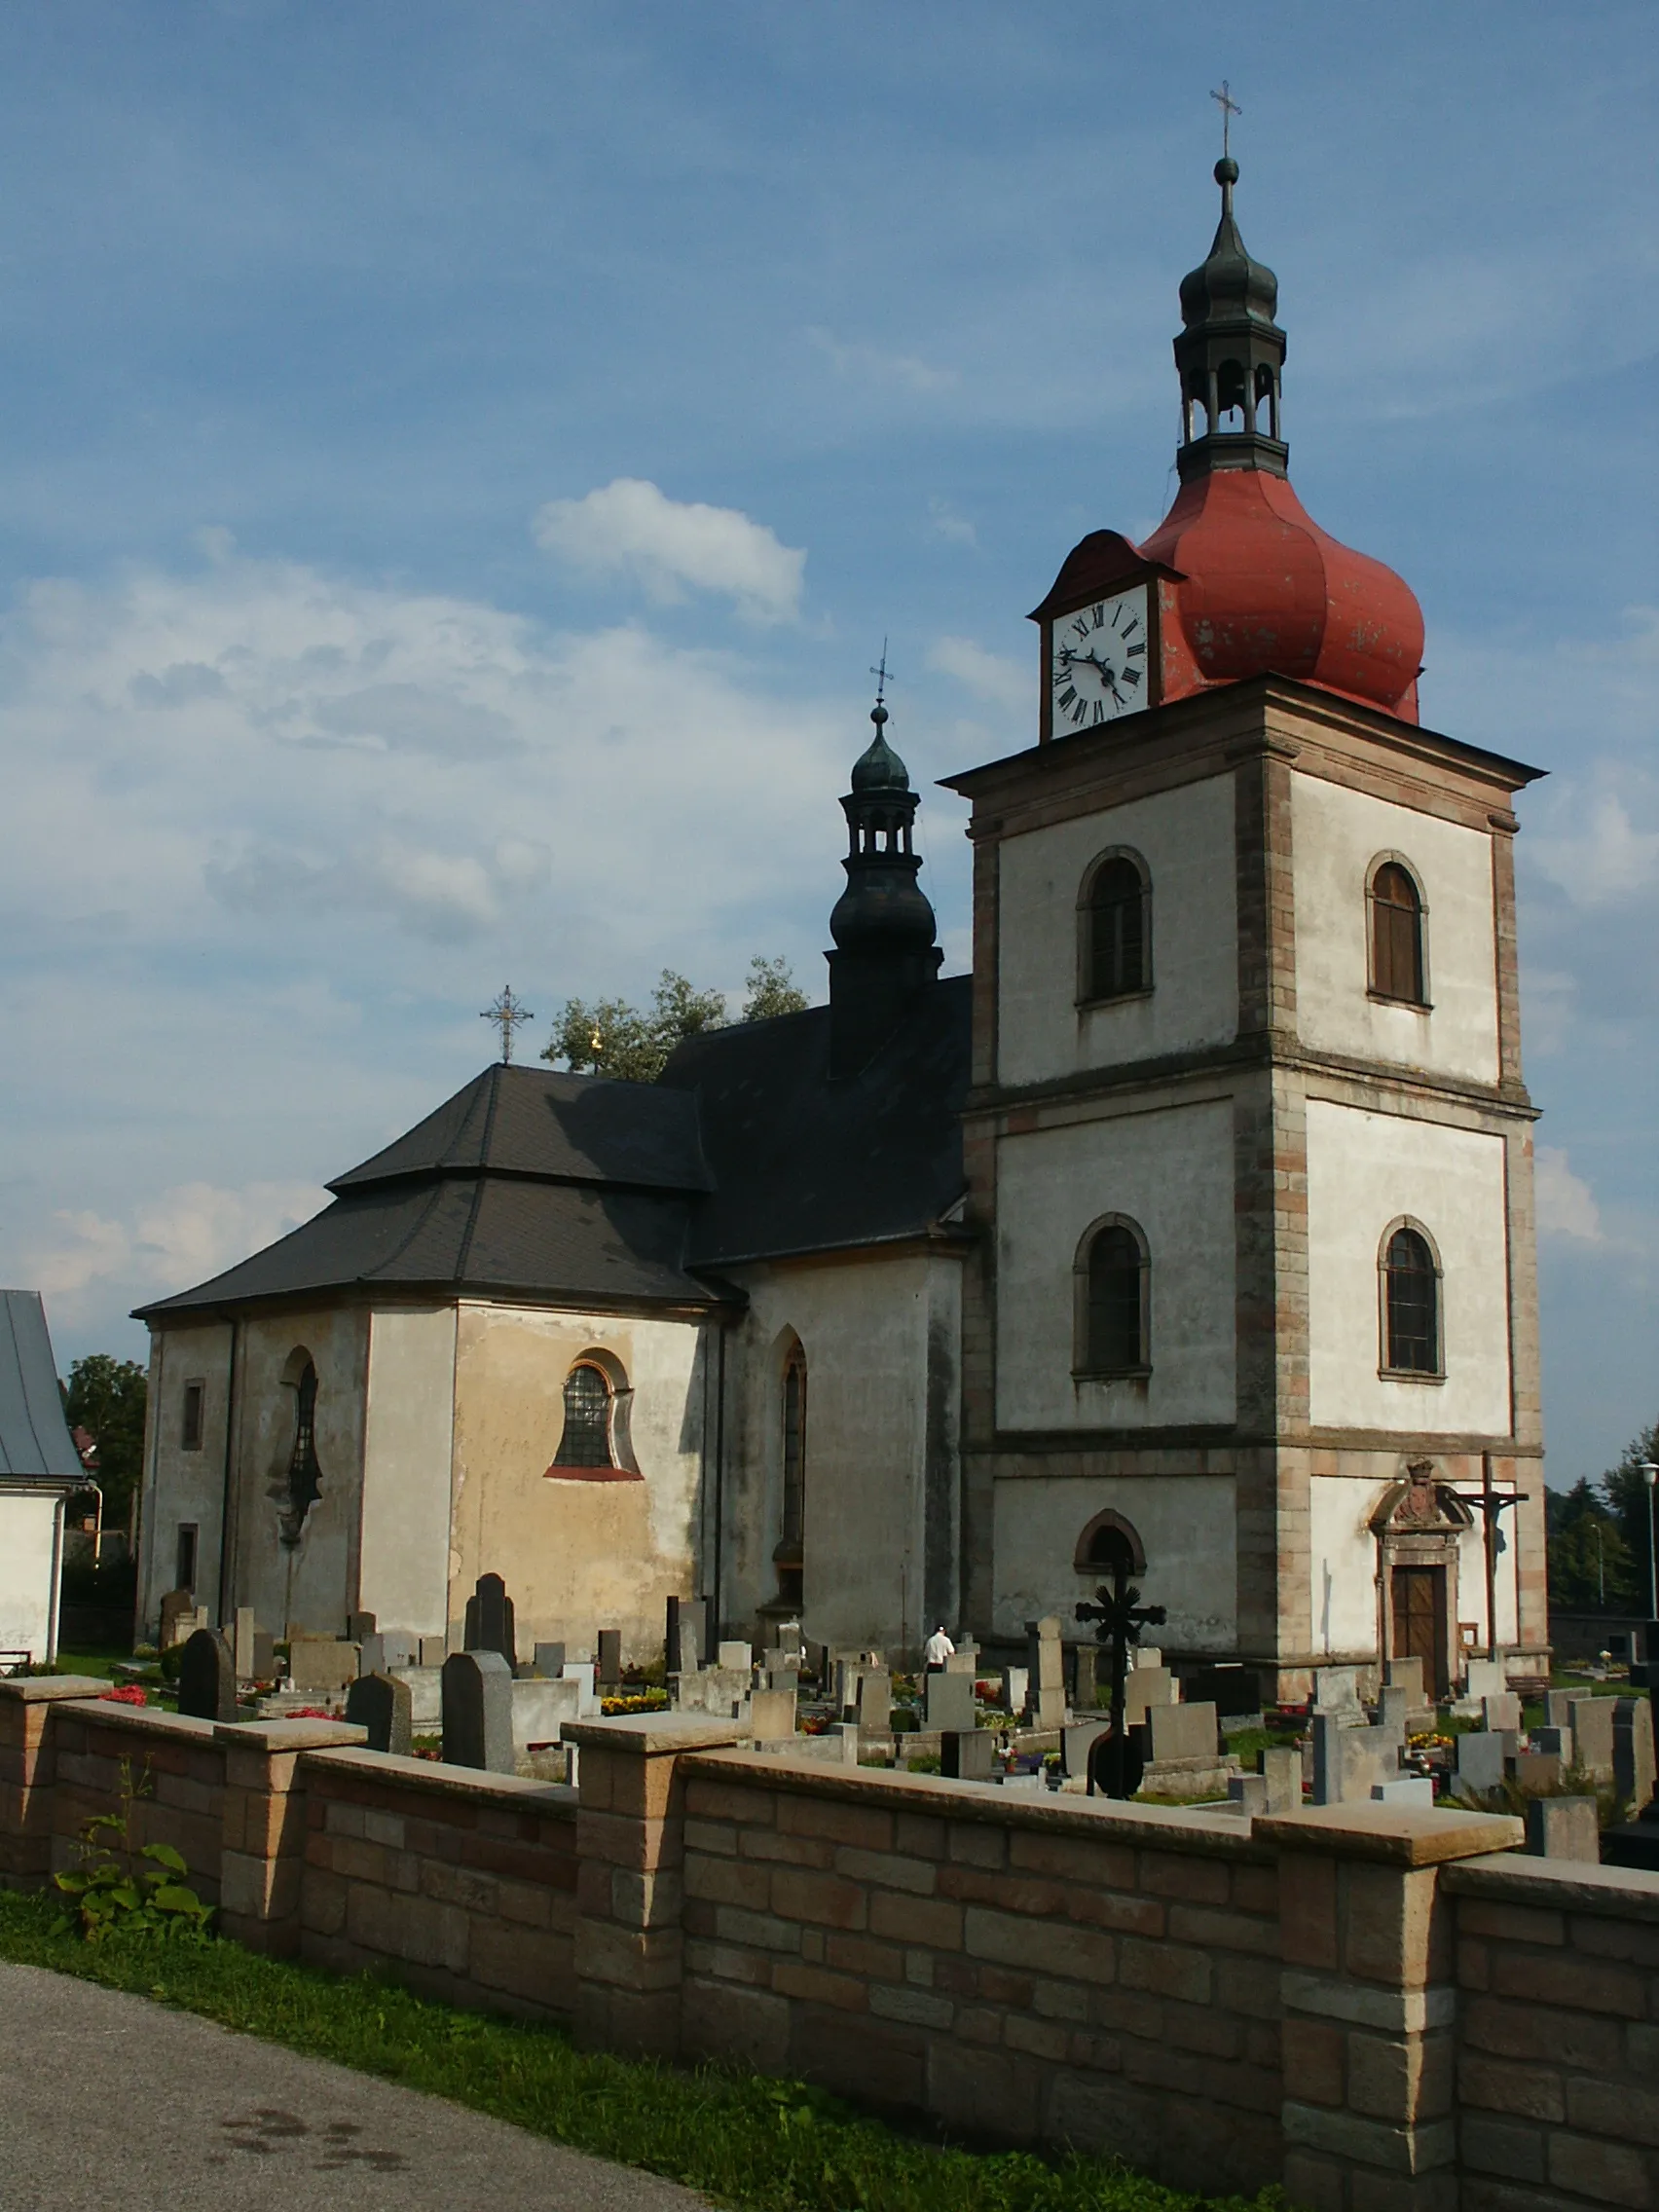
[{"x1": 948, "y1": 158, "x2": 1549, "y2": 1702}]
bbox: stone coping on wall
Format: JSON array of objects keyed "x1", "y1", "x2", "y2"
[
  {"x1": 300, "y1": 1744, "x2": 578, "y2": 1817},
  {"x1": 212, "y1": 1719, "x2": 367, "y2": 1752},
  {"x1": 55, "y1": 1698, "x2": 222, "y2": 1742},
  {"x1": 564, "y1": 1714, "x2": 745, "y2": 1755},
  {"x1": 1255, "y1": 1800, "x2": 1523, "y2": 1865},
  {"x1": 1444, "y1": 1846, "x2": 1659, "y2": 1922},
  {"x1": 683, "y1": 1747, "x2": 1275, "y2": 1858},
  {"x1": 0, "y1": 1677, "x2": 113, "y2": 1704}
]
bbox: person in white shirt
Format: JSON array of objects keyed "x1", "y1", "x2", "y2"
[{"x1": 923, "y1": 1625, "x2": 955, "y2": 1669}]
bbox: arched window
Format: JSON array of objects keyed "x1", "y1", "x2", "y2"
[
  {"x1": 1382, "y1": 1226, "x2": 1440, "y2": 1377},
  {"x1": 276, "y1": 1352, "x2": 322, "y2": 1546},
  {"x1": 1080, "y1": 852, "x2": 1149, "y2": 1003},
  {"x1": 775, "y1": 1342, "x2": 806, "y2": 1605},
  {"x1": 553, "y1": 1362, "x2": 614, "y2": 1467},
  {"x1": 1370, "y1": 860, "x2": 1426, "y2": 1006},
  {"x1": 1076, "y1": 1218, "x2": 1149, "y2": 1376},
  {"x1": 1074, "y1": 1508, "x2": 1147, "y2": 1580}
]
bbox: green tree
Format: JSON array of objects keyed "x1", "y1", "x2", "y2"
[
  {"x1": 61, "y1": 1354, "x2": 148, "y2": 1529},
  {"x1": 1603, "y1": 1420, "x2": 1659, "y2": 1615},
  {"x1": 1546, "y1": 1476, "x2": 1637, "y2": 1612},
  {"x1": 542, "y1": 957, "x2": 809, "y2": 1085},
  {"x1": 741, "y1": 955, "x2": 809, "y2": 1022}
]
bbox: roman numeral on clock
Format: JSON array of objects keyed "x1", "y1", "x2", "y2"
[{"x1": 1057, "y1": 684, "x2": 1077, "y2": 709}]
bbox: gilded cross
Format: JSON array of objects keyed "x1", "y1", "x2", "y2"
[
  {"x1": 481, "y1": 984, "x2": 534, "y2": 1065},
  {"x1": 1210, "y1": 80, "x2": 1241, "y2": 159}
]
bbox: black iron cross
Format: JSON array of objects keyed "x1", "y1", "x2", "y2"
[
  {"x1": 481, "y1": 984, "x2": 534, "y2": 1065},
  {"x1": 1077, "y1": 1573, "x2": 1167, "y2": 1800},
  {"x1": 1210, "y1": 81, "x2": 1241, "y2": 159},
  {"x1": 1455, "y1": 1456, "x2": 1530, "y2": 1662},
  {"x1": 869, "y1": 639, "x2": 895, "y2": 705}
]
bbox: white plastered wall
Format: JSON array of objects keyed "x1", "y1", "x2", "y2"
[
  {"x1": 995, "y1": 1099, "x2": 1236, "y2": 1430},
  {"x1": 358, "y1": 1306, "x2": 457, "y2": 1638},
  {"x1": 719, "y1": 1250, "x2": 962, "y2": 1655},
  {"x1": 1306, "y1": 1475, "x2": 1520, "y2": 1660},
  {"x1": 0, "y1": 1492, "x2": 66, "y2": 1659},
  {"x1": 1291, "y1": 772, "x2": 1498, "y2": 1085},
  {"x1": 992, "y1": 1474, "x2": 1236, "y2": 1650},
  {"x1": 139, "y1": 1319, "x2": 234, "y2": 1634},
  {"x1": 996, "y1": 773, "x2": 1237, "y2": 1088},
  {"x1": 1305, "y1": 1100, "x2": 1512, "y2": 1434},
  {"x1": 449, "y1": 1304, "x2": 705, "y2": 1663}
]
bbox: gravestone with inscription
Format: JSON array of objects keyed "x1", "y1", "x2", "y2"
[
  {"x1": 177, "y1": 1627, "x2": 238, "y2": 1722},
  {"x1": 925, "y1": 1669, "x2": 976, "y2": 1735},
  {"x1": 462, "y1": 1573, "x2": 517, "y2": 1670},
  {"x1": 597, "y1": 1629, "x2": 622, "y2": 1688},
  {"x1": 345, "y1": 1671, "x2": 413, "y2": 1756},
  {"x1": 441, "y1": 1649, "x2": 514, "y2": 1773}
]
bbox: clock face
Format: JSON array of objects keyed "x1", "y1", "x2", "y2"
[{"x1": 1050, "y1": 586, "x2": 1151, "y2": 730}]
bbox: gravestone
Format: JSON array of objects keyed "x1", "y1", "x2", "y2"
[
  {"x1": 1379, "y1": 1685, "x2": 1412, "y2": 1735},
  {"x1": 348, "y1": 1610, "x2": 376, "y2": 1644},
  {"x1": 1456, "y1": 1730, "x2": 1514, "y2": 1793},
  {"x1": 462, "y1": 1573, "x2": 516, "y2": 1670},
  {"x1": 1146, "y1": 1701, "x2": 1220, "y2": 1764},
  {"x1": 159, "y1": 1588, "x2": 198, "y2": 1649},
  {"x1": 359, "y1": 1632, "x2": 386, "y2": 1677},
  {"x1": 1531, "y1": 1725, "x2": 1572, "y2": 1760},
  {"x1": 345, "y1": 1671, "x2": 412, "y2": 1755},
  {"x1": 1189, "y1": 1664, "x2": 1261, "y2": 1720},
  {"x1": 511, "y1": 1676, "x2": 581, "y2": 1750},
  {"x1": 388, "y1": 1666, "x2": 442, "y2": 1728},
  {"x1": 418, "y1": 1635, "x2": 447, "y2": 1667},
  {"x1": 1567, "y1": 1694, "x2": 1616, "y2": 1783},
  {"x1": 1124, "y1": 1665, "x2": 1176, "y2": 1723},
  {"x1": 562, "y1": 1660, "x2": 600, "y2": 1717},
  {"x1": 1372, "y1": 1777, "x2": 1435, "y2": 1808},
  {"x1": 176, "y1": 1627, "x2": 238, "y2": 1722},
  {"x1": 941, "y1": 1727, "x2": 995, "y2": 1781},
  {"x1": 532, "y1": 1641, "x2": 567, "y2": 1679},
  {"x1": 718, "y1": 1641, "x2": 752, "y2": 1673},
  {"x1": 1526, "y1": 1794, "x2": 1600, "y2": 1862},
  {"x1": 855, "y1": 1670, "x2": 891, "y2": 1736},
  {"x1": 1064, "y1": 1717, "x2": 1110, "y2": 1780},
  {"x1": 232, "y1": 1607, "x2": 257, "y2": 1680},
  {"x1": 666, "y1": 1596, "x2": 706, "y2": 1676},
  {"x1": 1482, "y1": 1691, "x2": 1523, "y2": 1734},
  {"x1": 288, "y1": 1638, "x2": 360, "y2": 1693},
  {"x1": 250, "y1": 1631, "x2": 276, "y2": 1681},
  {"x1": 1613, "y1": 1695, "x2": 1657, "y2": 1813},
  {"x1": 1463, "y1": 1658, "x2": 1507, "y2": 1705},
  {"x1": 1545, "y1": 1688, "x2": 1573, "y2": 1728},
  {"x1": 749, "y1": 1686, "x2": 796, "y2": 1742},
  {"x1": 442, "y1": 1649, "x2": 514, "y2": 1773},
  {"x1": 1228, "y1": 1773, "x2": 1268, "y2": 1816},
  {"x1": 1314, "y1": 1714, "x2": 1400, "y2": 1805},
  {"x1": 1025, "y1": 1617, "x2": 1065, "y2": 1731},
  {"x1": 1384, "y1": 1656, "x2": 1425, "y2": 1704},
  {"x1": 597, "y1": 1629, "x2": 622, "y2": 1688},
  {"x1": 1000, "y1": 1666, "x2": 1028, "y2": 1717},
  {"x1": 926, "y1": 1670, "x2": 976, "y2": 1734},
  {"x1": 943, "y1": 1641, "x2": 979, "y2": 1677},
  {"x1": 1073, "y1": 1644, "x2": 1096, "y2": 1712},
  {"x1": 1512, "y1": 1750, "x2": 1563, "y2": 1791},
  {"x1": 1314, "y1": 1667, "x2": 1364, "y2": 1721},
  {"x1": 1262, "y1": 1745, "x2": 1302, "y2": 1814}
]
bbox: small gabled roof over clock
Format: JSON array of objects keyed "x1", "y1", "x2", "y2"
[{"x1": 1033, "y1": 157, "x2": 1427, "y2": 726}]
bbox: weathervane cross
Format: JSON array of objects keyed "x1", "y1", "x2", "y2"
[
  {"x1": 481, "y1": 984, "x2": 534, "y2": 1065},
  {"x1": 1210, "y1": 80, "x2": 1241, "y2": 158},
  {"x1": 869, "y1": 638, "x2": 895, "y2": 705}
]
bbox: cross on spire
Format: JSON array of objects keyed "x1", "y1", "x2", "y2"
[
  {"x1": 481, "y1": 984, "x2": 534, "y2": 1065},
  {"x1": 1210, "y1": 79, "x2": 1241, "y2": 158},
  {"x1": 869, "y1": 638, "x2": 895, "y2": 707}
]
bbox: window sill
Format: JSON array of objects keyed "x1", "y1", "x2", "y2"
[
  {"x1": 542, "y1": 1463, "x2": 643, "y2": 1483},
  {"x1": 1077, "y1": 988, "x2": 1155, "y2": 1013},
  {"x1": 1367, "y1": 989, "x2": 1433, "y2": 1013},
  {"x1": 1073, "y1": 1367, "x2": 1153, "y2": 1384},
  {"x1": 1378, "y1": 1368, "x2": 1446, "y2": 1386}
]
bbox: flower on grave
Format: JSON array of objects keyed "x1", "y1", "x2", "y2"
[
  {"x1": 287, "y1": 1707, "x2": 333, "y2": 1719},
  {"x1": 99, "y1": 1683, "x2": 149, "y2": 1706}
]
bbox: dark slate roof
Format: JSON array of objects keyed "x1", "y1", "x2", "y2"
[
  {"x1": 658, "y1": 976, "x2": 972, "y2": 1267},
  {"x1": 0, "y1": 1290, "x2": 84, "y2": 1485},
  {"x1": 137, "y1": 982, "x2": 973, "y2": 1322}
]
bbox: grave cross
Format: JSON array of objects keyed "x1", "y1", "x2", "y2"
[
  {"x1": 1454, "y1": 1454, "x2": 1531, "y2": 1663},
  {"x1": 480, "y1": 984, "x2": 534, "y2": 1065},
  {"x1": 1077, "y1": 1571, "x2": 1167, "y2": 1800}
]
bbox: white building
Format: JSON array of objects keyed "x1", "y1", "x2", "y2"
[
  {"x1": 0, "y1": 1290, "x2": 85, "y2": 1665},
  {"x1": 136, "y1": 158, "x2": 1547, "y2": 1698}
]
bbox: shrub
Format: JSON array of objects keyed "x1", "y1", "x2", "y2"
[{"x1": 52, "y1": 1758, "x2": 213, "y2": 1944}]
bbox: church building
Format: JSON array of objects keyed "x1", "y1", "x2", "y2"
[{"x1": 135, "y1": 157, "x2": 1549, "y2": 1700}]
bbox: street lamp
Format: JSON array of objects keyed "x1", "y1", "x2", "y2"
[{"x1": 1640, "y1": 1463, "x2": 1659, "y2": 1622}]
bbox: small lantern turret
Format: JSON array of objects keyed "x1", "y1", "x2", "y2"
[{"x1": 1173, "y1": 158, "x2": 1288, "y2": 483}]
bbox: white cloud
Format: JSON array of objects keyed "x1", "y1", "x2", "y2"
[
  {"x1": 1535, "y1": 1147, "x2": 1604, "y2": 1246},
  {"x1": 1530, "y1": 789, "x2": 1659, "y2": 907},
  {"x1": 808, "y1": 328, "x2": 958, "y2": 395},
  {"x1": 533, "y1": 478, "x2": 805, "y2": 624},
  {"x1": 927, "y1": 498, "x2": 977, "y2": 549},
  {"x1": 926, "y1": 634, "x2": 1028, "y2": 717},
  {"x1": 26, "y1": 1181, "x2": 325, "y2": 1324}
]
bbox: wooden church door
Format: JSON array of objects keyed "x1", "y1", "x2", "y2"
[{"x1": 1391, "y1": 1565, "x2": 1448, "y2": 1697}]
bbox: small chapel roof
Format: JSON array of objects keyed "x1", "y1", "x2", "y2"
[{"x1": 0, "y1": 1289, "x2": 84, "y2": 1486}]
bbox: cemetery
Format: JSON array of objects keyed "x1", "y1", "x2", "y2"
[{"x1": 5, "y1": 1567, "x2": 1659, "y2": 2209}]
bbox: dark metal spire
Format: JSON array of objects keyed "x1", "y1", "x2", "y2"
[{"x1": 1172, "y1": 152, "x2": 1289, "y2": 482}]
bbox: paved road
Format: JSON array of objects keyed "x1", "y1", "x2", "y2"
[{"x1": 0, "y1": 1962, "x2": 709, "y2": 2212}]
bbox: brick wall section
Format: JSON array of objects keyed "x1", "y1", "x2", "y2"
[
  {"x1": 0, "y1": 1677, "x2": 104, "y2": 1889},
  {"x1": 48, "y1": 1702, "x2": 230, "y2": 1903},
  {"x1": 675, "y1": 1750, "x2": 1285, "y2": 2200},
  {"x1": 299, "y1": 1747, "x2": 579, "y2": 2022},
  {"x1": 1447, "y1": 1851, "x2": 1659, "y2": 2212}
]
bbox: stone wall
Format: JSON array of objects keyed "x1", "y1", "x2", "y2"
[{"x1": 9, "y1": 1689, "x2": 1659, "y2": 2209}]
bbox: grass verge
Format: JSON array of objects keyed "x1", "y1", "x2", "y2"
[{"x1": 0, "y1": 1890, "x2": 1274, "y2": 2212}]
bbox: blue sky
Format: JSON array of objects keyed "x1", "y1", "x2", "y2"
[{"x1": 0, "y1": 4, "x2": 1653, "y2": 1486}]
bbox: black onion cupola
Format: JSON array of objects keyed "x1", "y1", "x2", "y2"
[
  {"x1": 1173, "y1": 156, "x2": 1288, "y2": 482},
  {"x1": 826, "y1": 693, "x2": 942, "y2": 1078}
]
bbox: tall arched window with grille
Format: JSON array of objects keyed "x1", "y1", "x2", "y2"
[
  {"x1": 773, "y1": 1342, "x2": 807, "y2": 1606},
  {"x1": 1369, "y1": 860, "x2": 1427, "y2": 1005},
  {"x1": 1079, "y1": 852, "x2": 1150, "y2": 1003},
  {"x1": 1075, "y1": 1218, "x2": 1150, "y2": 1376},
  {"x1": 1382, "y1": 1225, "x2": 1441, "y2": 1376},
  {"x1": 276, "y1": 1350, "x2": 322, "y2": 1546},
  {"x1": 553, "y1": 1362, "x2": 614, "y2": 1468}
]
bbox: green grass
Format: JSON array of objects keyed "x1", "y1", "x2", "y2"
[{"x1": 0, "y1": 1891, "x2": 1274, "y2": 2212}]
